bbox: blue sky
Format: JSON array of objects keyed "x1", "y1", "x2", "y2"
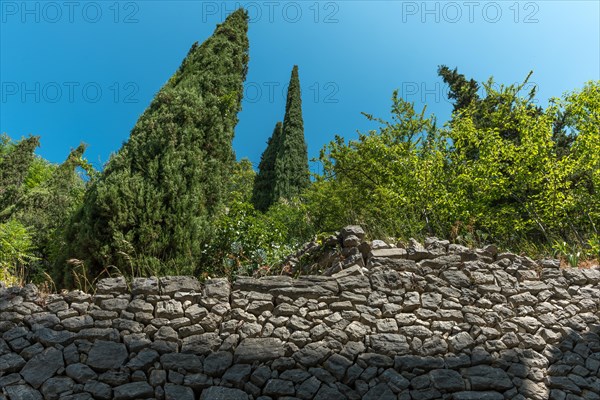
[{"x1": 1, "y1": 1, "x2": 598, "y2": 173}]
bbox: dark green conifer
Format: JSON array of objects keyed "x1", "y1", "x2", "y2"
[
  {"x1": 273, "y1": 65, "x2": 310, "y2": 201},
  {"x1": 437, "y1": 65, "x2": 480, "y2": 114},
  {"x1": 57, "y1": 9, "x2": 249, "y2": 285},
  {"x1": 252, "y1": 122, "x2": 282, "y2": 212}
]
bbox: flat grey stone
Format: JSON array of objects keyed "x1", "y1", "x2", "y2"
[
  {"x1": 96, "y1": 277, "x2": 128, "y2": 295},
  {"x1": 32, "y1": 327, "x2": 75, "y2": 347},
  {"x1": 127, "y1": 348, "x2": 159, "y2": 370},
  {"x1": 203, "y1": 351, "x2": 233, "y2": 376},
  {"x1": 395, "y1": 355, "x2": 445, "y2": 370},
  {"x1": 4, "y1": 384, "x2": 43, "y2": 400},
  {"x1": 369, "y1": 268, "x2": 402, "y2": 292},
  {"x1": 270, "y1": 285, "x2": 335, "y2": 299},
  {"x1": 279, "y1": 368, "x2": 311, "y2": 383},
  {"x1": 429, "y1": 369, "x2": 465, "y2": 392},
  {"x1": 27, "y1": 312, "x2": 60, "y2": 327},
  {"x1": 66, "y1": 363, "x2": 97, "y2": 383},
  {"x1": 56, "y1": 393, "x2": 92, "y2": 400},
  {"x1": 452, "y1": 392, "x2": 504, "y2": 400},
  {"x1": 0, "y1": 372, "x2": 22, "y2": 387},
  {"x1": 184, "y1": 373, "x2": 212, "y2": 390},
  {"x1": 113, "y1": 381, "x2": 154, "y2": 400},
  {"x1": 181, "y1": 333, "x2": 221, "y2": 355},
  {"x1": 2, "y1": 326, "x2": 28, "y2": 341},
  {"x1": 40, "y1": 377, "x2": 75, "y2": 400},
  {"x1": 379, "y1": 368, "x2": 410, "y2": 392},
  {"x1": 199, "y1": 386, "x2": 248, "y2": 400},
  {"x1": 293, "y1": 342, "x2": 332, "y2": 367},
  {"x1": 234, "y1": 338, "x2": 285, "y2": 363},
  {"x1": 98, "y1": 370, "x2": 130, "y2": 386},
  {"x1": 0, "y1": 353, "x2": 25, "y2": 373},
  {"x1": 369, "y1": 334, "x2": 410, "y2": 356},
  {"x1": 449, "y1": 332, "x2": 475, "y2": 352},
  {"x1": 314, "y1": 384, "x2": 345, "y2": 400},
  {"x1": 441, "y1": 270, "x2": 470, "y2": 287},
  {"x1": 159, "y1": 276, "x2": 202, "y2": 296},
  {"x1": 341, "y1": 225, "x2": 366, "y2": 240},
  {"x1": 263, "y1": 379, "x2": 295, "y2": 396},
  {"x1": 83, "y1": 381, "x2": 112, "y2": 400},
  {"x1": 363, "y1": 382, "x2": 396, "y2": 400},
  {"x1": 20, "y1": 347, "x2": 64, "y2": 388},
  {"x1": 155, "y1": 299, "x2": 184, "y2": 319},
  {"x1": 234, "y1": 276, "x2": 293, "y2": 292},
  {"x1": 466, "y1": 365, "x2": 513, "y2": 391},
  {"x1": 76, "y1": 328, "x2": 120, "y2": 341},
  {"x1": 164, "y1": 383, "x2": 195, "y2": 400},
  {"x1": 369, "y1": 248, "x2": 408, "y2": 259},
  {"x1": 323, "y1": 353, "x2": 353, "y2": 380},
  {"x1": 296, "y1": 376, "x2": 321, "y2": 399},
  {"x1": 222, "y1": 364, "x2": 252, "y2": 385},
  {"x1": 86, "y1": 341, "x2": 128, "y2": 371},
  {"x1": 132, "y1": 277, "x2": 159, "y2": 295},
  {"x1": 204, "y1": 278, "x2": 230, "y2": 300},
  {"x1": 61, "y1": 315, "x2": 93, "y2": 331}
]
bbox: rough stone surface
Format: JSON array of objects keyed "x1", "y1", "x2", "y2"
[
  {"x1": 20, "y1": 347, "x2": 64, "y2": 388},
  {"x1": 1, "y1": 229, "x2": 599, "y2": 400},
  {"x1": 86, "y1": 341, "x2": 128, "y2": 371}
]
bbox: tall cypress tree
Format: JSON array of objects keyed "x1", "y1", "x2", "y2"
[
  {"x1": 57, "y1": 9, "x2": 249, "y2": 286},
  {"x1": 252, "y1": 121, "x2": 282, "y2": 212},
  {"x1": 273, "y1": 65, "x2": 310, "y2": 201}
]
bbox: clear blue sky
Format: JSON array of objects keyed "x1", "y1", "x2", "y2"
[{"x1": 1, "y1": 1, "x2": 598, "y2": 173}]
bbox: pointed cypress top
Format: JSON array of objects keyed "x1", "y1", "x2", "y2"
[
  {"x1": 272, "y1": 65, "x2": 310, "y2": 202},
  {"x1": 252, "y1": 121, "x2": 283, "y2": 212}
]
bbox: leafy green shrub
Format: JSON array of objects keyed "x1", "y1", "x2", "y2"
[
  {"x1": 201, "y1": 198, "x2": 313, "y2": 279},
  {"x1": 308, "y1": 76, "x2": 599, "y2": 255},
  {"x1": 0, "y1": 219, "x2": 37, "y2": 285}
]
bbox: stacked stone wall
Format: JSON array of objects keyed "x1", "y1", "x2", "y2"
[{"x1": 1, "y1": 229, "x2": 599, "y2": 400}]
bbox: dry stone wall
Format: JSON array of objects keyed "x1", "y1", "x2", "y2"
[{"x1": 1, "y1": 227, "x2": 599, "y2": 400}]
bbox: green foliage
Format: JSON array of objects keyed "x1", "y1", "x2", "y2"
[
  {"x1": 439, "y1": 66, "x2": 577, "y2": 159},
  {"x1": 559, "y1": 81, "x2": 600, "y2": 240},
  {"x1": 228, "y1": 158, "x2": 256, "y2": 203},
  {"x1": 0, "y1": 135, "x2": 40, "y2": 215},
  {"x1": 552, "y1": 241, "x2": 581, "y2": 268},
  {"x1": 273, "y1": 66, "x2": 310, "y2": 202},
  {"x1": 587, "y1": 234, "x2": 600, "y2": 260},
  {"x1": 310, "y1": 74, "x2": 600, "y2": 256},
  {"x1": 24, "y1": 157, "x2": 56, "y2": 190},
  {"x1": 438, "y1": 65, "x2": 480, "y2": 113},
  {"x1": 252, "y1": 122, "x2": 283, "y2": 211},
  {"x1": 309, "y1": 91, "x2": 446, "y2": 239},
  {"x1": 0, "y1": 137, "x2": 91, "y2": 283},
  {"x1": 57, "y1": 9, "x2": 250, "y2": 286},
  {"x1": 0, "y1": 134, "x2": 90, "y2": 284},
  {"x1": 18, "y1": 145, "x2": 90, "y2": 279},
  {"x1": 253, "y1": 66, "x2": 310, "y2": 212},
  {"x1": 0, "y1": 219, "x2": 37, "y2": 285},
  {"x1": 201, "y1": 198, "x2": 312, "y2": 279}
]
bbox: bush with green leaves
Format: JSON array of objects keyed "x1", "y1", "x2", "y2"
[
  {"x1": 0, "y1": 219, "x2": 37, "y2": 286},
  {"x1": 201, "y1": 198, "x2": 313, "y2": 279},
  {"x1": 308, "y1": 91, "x2": 447, "y2": 239},
  {"x1": 308, "y1": 75, "x2": 599, "y2": 256},
  {"x1": 0, "y1": 134, "x2": 91, "y2": 284}
]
